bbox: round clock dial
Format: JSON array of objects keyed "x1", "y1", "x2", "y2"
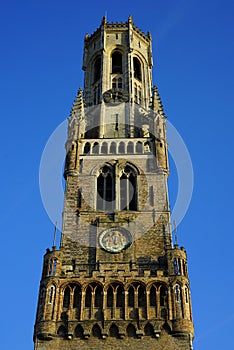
[
  {"x1": 103, "y1": 88, "x2": 129, "y2": 103},
  {"x1": 99, "y1": 227, "x2": 132, "y2": 253}
]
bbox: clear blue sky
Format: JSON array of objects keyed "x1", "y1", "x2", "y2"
[{"x1": 1, "y1": 1, "x2": 234, "y2": 349}]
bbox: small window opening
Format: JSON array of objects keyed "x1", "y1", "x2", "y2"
[
  {"x1": 112, "y1": 52, "x2": 122, "y2": 73},
  {"x1": 94, "y1": 57, "x2": 101, "y2": 82}
]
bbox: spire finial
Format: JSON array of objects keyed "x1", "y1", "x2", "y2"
[
  {"x1": 173, "y1": 220, "x2": 179, "y2": 246},
  {"x1": 152, "y1": 85, "x2": 164, "y2": 114},
  {"x1": 53, "y1": 221, "x2": 57, "y2": 247},
  {"x1": 128, "y1": 15, "x2": 133, "y2": 24},
  {"x1": 102, "y1": 15, "x2": 107, "y2": 25},
  {"x1": 70, "y1": 87, "x2": 84, "y2": 118}
]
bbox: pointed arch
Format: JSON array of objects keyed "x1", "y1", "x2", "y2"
[
  {"x1": 85, "y1": 285, "x2": 92, "y2": 307},
  {"x1": 138, "y1": 284, "x2": 146, "y2": 307},
  {"x1": 126, "y1": 323, "x2": 136, "y2": 338},
  {"x1": 84, "y1": 142, "x2": 91, "y2": 155},
  {"x1": 63, "y1": 286, "x2": 70, "y2": 308},
  {"x1": 94, "y1": 285, "x2": 103, "y2": 308},
  {"x1": 57, "y1": 325, "x2": 67, "y2": 339},
  {"x1": 116, "y1": 284, "x2": 124, "y2": 307},
  {"x1": 109, "y1": 324, "x2": 119, "y2": 338},
  {"x1": 110, "y1": 142, "x2": 117, "y2": 154},
  {"x1": 144, "y1": 322, "x2": 154, "y2": 337},
  {"x1": 107, "y1": 286, "x2": 114, "y2": 307},
  {"x1": 97, "y1": 165, "x2": 114, "y2": 211},
  {"x1": 73, "y1": 285, "x2": 82, "y2": 308},
  {"x1": 92, "y1": 324, "x2": 102, "y2": 338},
  {"x1": 127, "y1": 141, "x2": 134, "y2": 153},
  {"x1": 133, "y1": 57, "x2": 141, "y2": 81},
  {"x1": 112, "y1": 51, "x2": 122, "y2": 73},
  {"x1": 136, "y1": 141, "x2": 143, "y2": 153},
  {"x1": 120, "y1": 165, "x2": 137, "y2": 211},
  {"x1": 92, "y1": 142, "x2": 99, "y2": 154},
  {"x1": 94, "y1": 56, "x2": 101, "y2": 83},
  {"x1": 149, "y1": 284, "x2": 156, "y2": 306},
  {"x1": 101, "y1": 142, "x2": 108, "y2": 154},
  {"x1": 118, "y1": 141, "x2": 125, "y2": 154},
  {"x1": 74, "y1": 324, "x2": 84, "y2": 339},
  {"x1": 160, "y1": 285, "x2": 168, "y2": 306}
]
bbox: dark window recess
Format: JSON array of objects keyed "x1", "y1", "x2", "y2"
[
  {"x1": 128, "y1": 286, "x2": 134, "y2": 307},
  {"x1": 133, "y1": 57, "x2": 141, "y2": 80},
  {"x1": 94, "y1": 57, "x2": 101, "y2": 82},
  {"x1": 85, "y1": 286, "x2": 92, "y2": 307},
  {"x1": 116, "y1": 285, "x2": 124, "y2": 307},
  {"x1": 107, "y1": 287, "x2": 113, "y2": 307},
  {"x1": 150, "y1": 286, "x2": 156, "y2": 306},
  {"x1": 63, "y1": 287, "x2": 70, "y2": 308},
  {"x1": 112, "y1": 52, "x2": 122, "y2": 73}
]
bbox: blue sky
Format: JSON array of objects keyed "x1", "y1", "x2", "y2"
[{"x1": 1, "y1": 0, "x2": 234, "y2": 349}]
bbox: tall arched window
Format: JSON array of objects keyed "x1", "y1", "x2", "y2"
[
  {"x1": 120, "y1": 166, "x2": 137, "y2": 210},
  {"x1": 85, "y1": 286, "x2": 92, "y2": 307},
  {"x1": 63, "y1": 287, "x2": 70, "y2": 308},
  {"x1": 97, "y1": 165, "x2": 115, "y2": 211},
  {"x1": 73, "y1": 285, "x2": 81, "y2": 308},
  {"x1": 116, "y1": 285, "x2": 124, "y2": 307},
  {"x1": 107, "y1": 286, "x2": 114, "y2": 307},
  {"x1": 133, "y1": 57, "x2": 141, "y2": 80},
  {"x1": 94, "y1": 57, "x2": 101, "y2": 82},
  {"x1": 138, "y1": 284, "x2": 146, "y2": 307},
  {"x1": 160, "y1": 285, "x2": 168, "y2": 306},
  {"x1": 150, "y1": 285, "x2": 156, "y2": 306},
  {"x1": 94, "y1": 285, "x2": 103, "y2": 308},
  {"x1": 128, "y1": 285, "x2": 134, "y2": 307},
  {"x1": 112, "y1": 51, "x2": 122, "y2": 73}
]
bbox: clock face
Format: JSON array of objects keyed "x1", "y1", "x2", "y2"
[
  {"x1": 99, "y1": 227, "x2": 132, "y2": 253},
  {"x1": 103, "y1": 88, "x2": 129, "y2": 103}
]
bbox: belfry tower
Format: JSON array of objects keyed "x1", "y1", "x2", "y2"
[{"x1": 34, "y1": 17, "x2": 194, "y2": 350}]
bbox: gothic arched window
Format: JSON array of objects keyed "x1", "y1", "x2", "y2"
[
  {"x1": 94, "y1": 285, "x2": 103, "y2": 308},
  {"x1": 85, "y1": 286, "x2": 92, "y2": 307},
  {"x1": 97, "y1": 165, "x2": 115, "y2": 211},
  {"x1": 160, "y1": 285, "x2": 168, "y2": 306},
  {"x1": 128, "y1": 285, "x2": 134, "y2": 307},
  {"x1": 126, "y1": 324, "x2": 136, "y2": 338},
  {"x1": 120, "y1": 166, "x2": 137, "y2": 211},
  {"x1": 116, "y1": 285, "x2": 124, "y2": 307},
  {"x1": 63, "y1": 287, "x2": 70, "y2": 308},
  {"x1": 94, "y1": 57, "x2": 101, "y2": 83},
  {"x1": 73, "y1": 285, "x2": 81, "y2": 308},
  {"x1": 107, "y1": 286, "x2": 114, "y2": 307},
  {"x1": 133, "y1": 57, "x2": 141, "y2": 81},
  {"x1": 138, "y1": 284, "x2": 146, "y2": 307},
  {"x1": 150, "y1": 285, "x2": 156, "y2": 306},
  {"x1": 112, "y1": 51, "x2": 122, "y2": 73}
]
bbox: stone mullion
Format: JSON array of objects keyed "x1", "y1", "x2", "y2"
[
  {"x1": 146, "y1": 290, "x2": 150, "y2": 319},
  {"x1": 113, "y1": 292, "x2": 117, "y2": 319},
  {"x1": 103, "y1": 291, "x2": 107, "y2": 320},
  {"x1": 91, "y1": 291, "x2": 95, "y2": 319},
  {"x1": 125, "y1": 291, "x2": 128, "y2": 320},
  {"x1": 135, "y1": 288, "x2": 138, "y2": 309},
  {"x1": 80, "y1": 291, "x2": 85, "y2": 320},
  {"x1": 156, "y1": 290, "x2": 160, "y2": 318},
  {"x1": 56, "y1": 289, "x2": 63, "y2": 322},
  {"x1": 181, "y1": 286, "x2": 186, "y2": 319},
  {"x1": 167, "y1": 289, "x2": 173, "y2": 320}
]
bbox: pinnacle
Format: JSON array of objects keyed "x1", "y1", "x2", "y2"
[
  {"x1": 70, "y1": 88, "x2": 84, "y2": 118},
  {"x1": 152, "y1": 85, "x2": 164, "y2": 114}
]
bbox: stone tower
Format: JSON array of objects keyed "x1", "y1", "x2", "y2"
[{"x1": 34, "y1": 17, "x2": 194, "y2": 350}]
